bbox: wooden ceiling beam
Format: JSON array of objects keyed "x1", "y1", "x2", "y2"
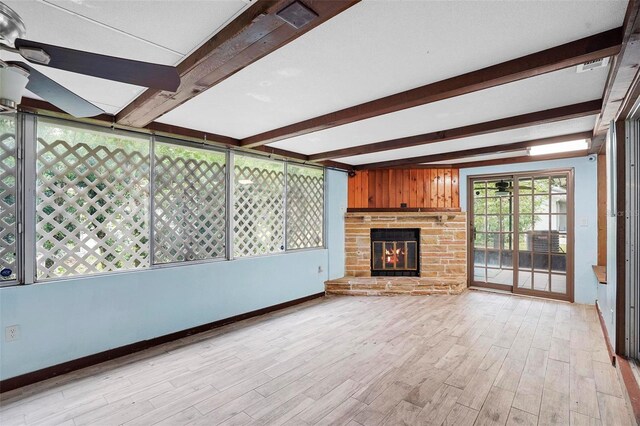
[
  {"x1": 451, "y1": 150, "x2": 589, "y2": 169},
  {"x1": 115, "y1": 0, "x2": 361, "y2": 128},
  {"x1": 18, "y1": 98, "x2": 354, "y2": 171},
  {"x1": 355, "y1": 132, "x2": 592, "y2": 170},
  {"x1": 593, "y1": 0, "x2": 640, "y2": 152},
  {"x1": 241, "y1": 28, "x2": 622, "y2": 148},
  {"x1": 310, "y1": 100, "x2": 601, "y2": 163}
]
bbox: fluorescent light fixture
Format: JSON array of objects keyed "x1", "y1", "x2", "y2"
[
  {"x1": 238, "y1": 179, "x2": 253, "y2": 185},
  {"x1": 529, "y1": 139, "x2": 588, "y2": 156}
]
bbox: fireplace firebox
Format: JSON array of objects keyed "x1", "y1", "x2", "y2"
[{"x1": 370, "y1": 228, "x2": 420, "y2": 277}]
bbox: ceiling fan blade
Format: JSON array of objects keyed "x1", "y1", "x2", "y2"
[
  {"x1": 15, "y1": 38, "x2": 180, "y2": 92},
  {"x1": 9, "y1": 61, "x2": 104, "y2": 118}
]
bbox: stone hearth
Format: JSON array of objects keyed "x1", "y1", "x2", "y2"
[{"x1": 325, "y1": 211, "x2": 467, "y2": 296}]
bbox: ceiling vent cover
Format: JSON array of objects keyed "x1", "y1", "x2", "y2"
[
  {"x1": 577, "y1": 57, "x2": 610, "y2": 73},
  {"x1": 276, "y1": 1, "x2": 318, "y2": 29}
]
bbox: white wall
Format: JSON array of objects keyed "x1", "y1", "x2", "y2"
[
  {"x1": 459, "y1": 156, "x2": 599, "y2": 304},
  {"x1": 0, "y1": 169, "x2": 348, "y2": 381}
]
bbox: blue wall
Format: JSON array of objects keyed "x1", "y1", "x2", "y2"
[
  {"x1": 0, "y1": 170, "x2": 348, "y2": 381},
  {"x1": 459, "y1": 156, "x2": 599, "y2": 304}
]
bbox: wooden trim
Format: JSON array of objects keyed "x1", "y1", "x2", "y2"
[
  {"x1": 312, "y1": 101, "x2": 601, "y2": 163},
  {"x1": 347, "y1": 207, "x2": 461, "y2": 213},
  {"x1": 241, "y1": 29, "x2": 621, "y2": 148},
  {"x1": 592, "y1": 265, "x2": 607, "y2": 284},
  {"x1": 17, "y1": 98, "x2": 353, "y2": 171},
  {"x1": 451, "y1": 150, "x2": 589, "y2": 170},
  {"x1": 615, "y1": 120, "x2": 627, "y2": 355},
  {"x1": 116, "y1": 0, "x2": 361, "y2": 127},
  {"x1": 596, "y1": 300, "x2": 618, "y2": 366},
  {"x1": 355, "y1": 132, "x2": 592, "y2": 170},
  {"x1": 594, "y1": 0, "x2": 640, "y2": 145},
  {"x1": 0, "y1": 292, "x2": 325, "y2": 393},
  {"x1": 597, "y1": 153, "x2": 608, "y2": 265}
]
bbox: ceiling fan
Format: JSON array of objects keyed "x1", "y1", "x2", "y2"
[
  {"x1": 0, "y1": 2, "x2": 180, "y2": 118},
  {"x1": 492, "y1": 180, "x2": 532, "y2": 196}
]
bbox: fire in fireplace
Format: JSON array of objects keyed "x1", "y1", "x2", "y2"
[{"x1": 371, "y1": 228, "x2": 420, "y2": 276}]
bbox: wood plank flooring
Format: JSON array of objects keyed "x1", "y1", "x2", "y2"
[{"x1": 0, "y1": 291, "x2": 633, "y2": 426}]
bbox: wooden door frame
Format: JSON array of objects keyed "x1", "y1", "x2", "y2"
[{"x1": 467, "y1": 168, "x2": 575, "y2": 302}]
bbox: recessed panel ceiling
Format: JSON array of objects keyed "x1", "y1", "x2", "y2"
[
  {"x1": 156, "y1": 0, "x2": 625, "y2": 138},
  {"x1": 4, "y1": 0, "x2": 250, "y2": 113},
  {"x1": 338, "y1": 115, "x2": 596, "y2": 166},
  {"x1": 44, "y1": 0, "x2": 249, "y2": 55},
  {"x1": 268, "y1": 67, "x2": 606, "y2": 156}
]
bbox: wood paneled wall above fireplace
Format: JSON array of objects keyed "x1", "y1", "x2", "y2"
[{"x1": 348, "y1": 168, "x2": 460, "y2": 210}]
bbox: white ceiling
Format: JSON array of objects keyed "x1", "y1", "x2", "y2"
[
  {"x1": 9, "y1": 0, "x2": 628, "y2": 167},
  {"x1": 338, "y1": 115, "x2": 597, "y2": 165},
  {"x1": 3, "y1": 0, "x2": 251, "y2": 113},
  {"x1": 267, "y1": 67, "x2": 607, "y2": 156},
  {"x1": 156, "y1": 0, "x2": 625, "y2": 138}
]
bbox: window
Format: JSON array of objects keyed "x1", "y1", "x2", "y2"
[
  {"x1": 35, "y1": 120, "x2": 151, "y2": 279},
  {"x1": 0, "y1": 116, "x2": 18, "y2": 282},
  {"x1": 153, "y1": 141, "x2": 226, "y2": 264},
  {"x1": 286, "y1": 164, "x2": 324, "y2": 249},
  {"x1": 233, "y1": 154, "x2": 285, "y2": 257}
]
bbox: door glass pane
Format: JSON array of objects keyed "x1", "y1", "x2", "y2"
[
  {"x1": 487, "y1": 216, "x2": 500, "y2": 232},
  {"x1": 534, "y1": 215, "x2": 550, "y2": 231},
  {"x1": 502, "y1": 251, "x2": 513, "y2": 268},
  {"x1": 518, "y1": 270, "x2": 533, "y2": 288},
  {"x1": 487, "y1": 250, "x2": 500, "y2": 267},
  {"x1": 487, "y1": 233, "x2": 500, "y2": 249},
  {"x1": 551, "y1": 215, "x2": 567, "y2": 232},
  {"x1": 533, "y1": 272, "x2": 550, "y2": 291},
  {"x1": 487, "y1": 197, "x2": 500, "y2": 214},
  {"x1": 474, "y1": 233, "x2": 486, "y2": 249},
  {"x1": 534, "y1": 195, "x2": 549, "y2": 213},
  {"x1": 519, "y1": 196, "x2": 532, "y2": 213},
  {"x1": 550, "y1": 194, "x2": 567, "y2": 214},
  {"x1": 519, "y1": 179, "x2": 533, "y2": 194},
  {"x1": 475, "y1": 216, "x2": 486, "y2": 232},
  {"x1": 551, "y1": 274, "x2": 567, "y2": 294},
  {"x1": 534, "y1": 177, "x2": 550, "y2": 193},
  {"x1": 473, "y1": 249, "x2": 485, "y2": 266},
  {"x1": 550, "y1": 176, "x2": 567, "y2": 192},
  {"x1": 551, "y1": 254, "x2": 567, "y2": 273}
]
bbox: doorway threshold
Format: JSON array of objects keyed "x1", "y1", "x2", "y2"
[{"x1": 469, "y1": 286, "x2": 571, "y2": 303}]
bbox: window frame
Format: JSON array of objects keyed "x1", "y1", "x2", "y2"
[{"x1": 5, "y1": 114, "x2": 328, "y2": 287}]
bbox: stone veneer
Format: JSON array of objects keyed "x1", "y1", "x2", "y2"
[{"x1": 325, "y1": 211, "x2": 467, "y2": 296}]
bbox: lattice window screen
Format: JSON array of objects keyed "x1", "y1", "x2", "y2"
[
  {"x1": 234, "y1": 155, "x2": 284, "y2": 257},
  {"x1": 287, "y1": 164, "x2": 324, "y2": 249},
  {"x1": 153, "y1": 142, "x2": 226, "y2": 264},
  {"x1": 0, "y1": 117, "x2": 17, "y2": 281},
  {"x1": 35, "y1": 120, "x2": 150, "y2": 280}
]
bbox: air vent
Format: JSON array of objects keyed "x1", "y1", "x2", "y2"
[
  {"x1": 577, "y1": 57, "x2": 610, "y2": 73},
  {"x1": 276, "y1": 1, "x2": 318, "y2": 29}
]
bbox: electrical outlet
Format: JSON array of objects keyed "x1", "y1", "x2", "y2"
[{"x1": 5, "y1": 325, "x2": 19, "y2": 342}]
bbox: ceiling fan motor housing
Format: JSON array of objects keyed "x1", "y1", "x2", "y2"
[
  {"x1": 0, "y1": 63, "x2": 29, "y2": 112},
  {"x1": 0, "y1": 2, "x2": 26, "y2": 47}
]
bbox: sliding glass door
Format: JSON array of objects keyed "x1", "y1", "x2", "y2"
[{"x1": 469, "y1": 170, "x2": 574, "y2": 301}]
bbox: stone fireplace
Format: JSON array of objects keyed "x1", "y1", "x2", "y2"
[{"x1": 325, "y1": 211, "x2": 467, "y2": 296}]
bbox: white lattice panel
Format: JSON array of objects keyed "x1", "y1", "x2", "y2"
[
  {"x1": 154, "y1": 144, "x2": 226, "y2": 263},
  {"x1": 287, "y1": 165, "x2": 324, "y2": 249},
  {"x1": 35, "y1": 125, "x2": 150, "y2": 279},
  {"x1": 234, "y1": 156, "x2": 285, "y2": 257},
  {"x1": 0, "y1": 118, "x2": 17, "y2": 281}
]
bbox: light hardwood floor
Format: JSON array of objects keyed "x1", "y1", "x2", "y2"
[{"x1": 0, "y1": 291, "x2": 633, "y2": 426}]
